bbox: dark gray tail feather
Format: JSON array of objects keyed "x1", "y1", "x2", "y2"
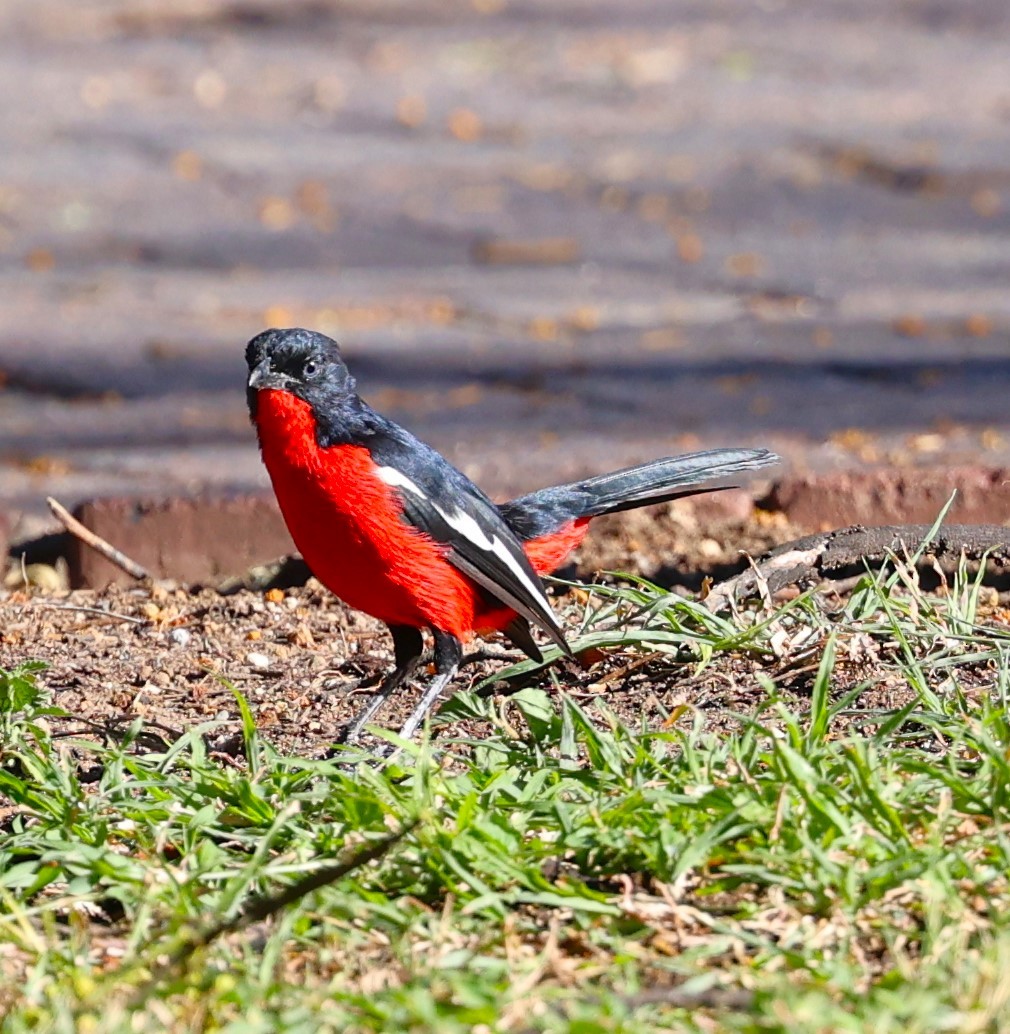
[
  {"x1": 499, "y1": 448, "x2": 778, "y2": 541},
  {"x1": 566, "y1": 448, "x2": 778, "y2": 517}
]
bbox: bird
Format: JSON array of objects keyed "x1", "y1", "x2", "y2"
[{"x1": 246, "y1": 327, "x2": 778, "y2": 742}]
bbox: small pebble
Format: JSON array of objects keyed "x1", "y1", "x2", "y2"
[
  {"x1": 246, "y1": 651, "x2": 271, "y2": 669},
  {"x1": 169, "y1": 628, "x2": 192, "y2": 648}
]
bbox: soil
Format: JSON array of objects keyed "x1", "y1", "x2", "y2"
[
  {"x1": 5, "y1": 503, "x2": 984, "y2": 761},
  {"x1": 0, "y1": 507, "x2": 810, "y2": 756}
]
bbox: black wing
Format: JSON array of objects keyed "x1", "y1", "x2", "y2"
[{"x1": 366, "y1": 423, "x2": 572, "y2": 657}]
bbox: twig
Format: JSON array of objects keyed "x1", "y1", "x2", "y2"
[
  {"x1": 589, "y1": 650, "x2": 665, "y2": 688},
  {"x1": 50, "y1": 712, "x2": 184, "y2": 746},
  {"x1": 460, "y1": 644, "x2": 525, "y2": 667},
  {"x1": 706, "y1": 523, "x2": 1010, "y2": 611},
  {"x1": 514, "y1": 983, "x2": 754, "y2": 1033},
  {"x1": 134, "y1": 818, "x2": 418, "y2": 998},
  {"x1": 620, "y1": 985, "x2": 755, "y2": 1011},
  {"x1": 30, "y1": 601, "x2": 147, "y2": 625},
  {"x1": 46, "y1": 496, "x2": 150, "y2": 581}
]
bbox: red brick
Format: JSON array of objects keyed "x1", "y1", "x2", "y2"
[
  {"x1": 765, "y1": 466, "x2": 1010, "y2": 531},
  {"x1": 0, "y1": 512, "x2": 9, "y2": 570},
  {"x1": 68, "y1": 494, "x2": 294, "y2": 589},
  {"x1": 674, "y1": 487, "x2": 759, "y2": 524}
]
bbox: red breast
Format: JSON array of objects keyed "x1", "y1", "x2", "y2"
[
  {"x1": 254, "y1": 389, "x2": 589, "y2": 639},
  {"x1": 254, "y1": 389, "x2": 480, "y2": 635}
]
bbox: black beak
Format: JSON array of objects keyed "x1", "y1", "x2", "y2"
[{"x1": 247, "y1": 359, "x2": 288, "y2": 391}]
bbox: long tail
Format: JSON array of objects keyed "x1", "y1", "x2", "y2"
[
  {"x1": 485, "y1": 447, "x2": 777, "y2": 657},
  {"x1": 499, "y1": 448, "x2": 778, "y2": 541}
]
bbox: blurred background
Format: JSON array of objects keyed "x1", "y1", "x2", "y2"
[{"x1": 3, "y1": 0, "x2": 1010, "y2": 542}]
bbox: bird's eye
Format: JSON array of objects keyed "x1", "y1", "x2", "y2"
[{"x1": 303, "y1": 360, "x2": 318, "y2": 378}]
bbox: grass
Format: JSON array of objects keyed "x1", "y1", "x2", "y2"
[{"x1": 3, "y1": 543, "x2": 1010, "y2": 1031}]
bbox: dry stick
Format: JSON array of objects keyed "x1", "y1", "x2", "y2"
[
  {"x1": 514, "y1": 984, "x2": 755, "y2": 1034},
  {"x1": 620, "y1": 985, "x2": 755, "y2": 1012},
  {"x1": 193, "y1": 820, "x2": 419, "y2": 948},
  {"x1": 30, "y1": 601, "x2": 147, "y2": 625},
  {"x1": 136, "y1": 819, "x2": 418, "y2": 995},
  {"x1": 706, "y1": 523, "x2": 1010, "y2": 612},
  {"x1": 45, "y1": 495, "x2": 150, "y2": 581}
]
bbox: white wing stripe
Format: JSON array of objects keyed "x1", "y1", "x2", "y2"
[
  {"x1": 376, "y1": 464, "x2": 557, "y2": 625},
  {"x1": 375, "y1": 465, "x2": 427, "y2": 498},
  {"x1": 436, "y1": 504, "x2": 555, "y2": 619}
]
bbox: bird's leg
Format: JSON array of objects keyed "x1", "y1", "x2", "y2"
[
  {"x1": 340, "y1": 626, "x2": 424, "y2": 744},
  {"x1": 397, "y1": 630, "x2": 463, "y2": 740}
]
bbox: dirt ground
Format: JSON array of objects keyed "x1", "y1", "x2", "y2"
[{"x1": 0, "y1": 505, "x2": 811, "y2": 755}]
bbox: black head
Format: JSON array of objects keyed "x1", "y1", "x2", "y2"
[{"x1": 245, "y1": 327, "x2": 356, "y2": 419}]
